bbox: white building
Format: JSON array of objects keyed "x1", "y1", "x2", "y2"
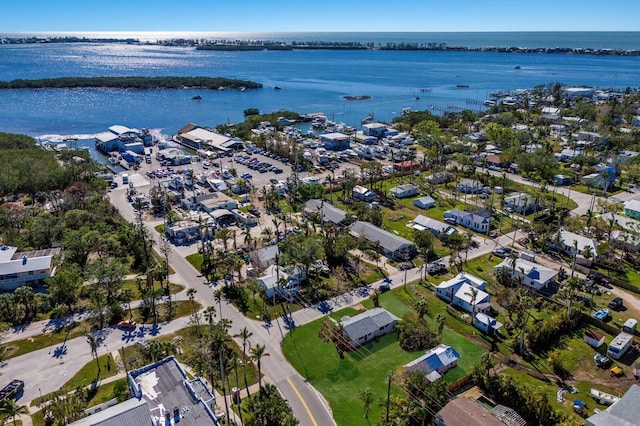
[{"x1": 0, "y1": 245, "x2": 61, "y2": 291}]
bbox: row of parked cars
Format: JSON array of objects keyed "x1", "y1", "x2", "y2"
[{"x1": 236, "y1": 156, "x2": 284, "y2": 174}]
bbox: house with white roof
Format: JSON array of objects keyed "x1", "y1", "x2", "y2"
[
  {"x1": 444, "y1": 208, "x2": 492, "y2": 233},
  {"x1": 624, "y1": 199, "x2": 640, "y2": 220},
  {"x1": 457, "y1": 179, "x2": 483, "y2": 194},
  {"x1": 352, "y1": 185, "x2": 376, "y2": 202},
  {"x1": 435, "y1": 272, "x2": 486, "y2": 304},
  {"x1": 451, "y1": 283, "x2": 491, "y2": 314},
  {"x1": 390, "y1": 184, "x2": 419, "y2": 199},
  {"x1": 493, "y1": 258, "x2": 557, "y2": 291},
  {"x1": 503, "y1": 192, "x2": 537, "y2": 214},
  {"x1": 403, "y1": 344, "x2": 460, "y2": 382},
  {"x1": 0, "y1": 245, "x2": 61, "y2": 291},
  {"x1": 340, "y1": 307, "x2": 400, "y2": 349},
  {"x1": 257, "y1": 264, "x2": 306, "y2": 301},
  {"x1": 550, "y1": 230, "x2": 598, "y2": 258},
  {"x1": 413, "y1": 196, "x2": 436, "y2": 210},
  {"x1": 410, "y1": 215, "x2": 457, "y2": 238},
  {"x1": 474, "y1": 313, "x2": 503, "y2": 336}
]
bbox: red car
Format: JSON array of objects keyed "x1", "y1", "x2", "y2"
[{"x1": 117, "y1": 319, "x2": 137, "y2": 330}]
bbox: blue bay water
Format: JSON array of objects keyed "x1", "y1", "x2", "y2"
[{"x1": 0, "y1": 32, "x2": 638, "y2": 140}]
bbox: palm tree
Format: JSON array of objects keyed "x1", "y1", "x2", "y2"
[
  {"x1": 359, "y1": 389, "x2": 374, "y2": 419},
  {"x1": 465, "y1": 287, "x2": 479, "y2": 318},
  {"x1": 250, "y1": 343, "x2": 270, "y2": 392},
  {"x1": 213, "y1": 289, "x2": 224, "y2": 318},
  {"x1": 0, "y1": 400, "x2": 28, "y2": 426},
  {"x1": 413, "y1": 298, "x2": 429, "y2": 322},
  {"x1": 234, "y1": 327, "x2": 253, "y2": 399},
  {"x1": 85, "y1": 333, "x2": 100, "y2": 375},
  {"x1": 435, "y1": 314, "x2": 445, "y2": 342}
]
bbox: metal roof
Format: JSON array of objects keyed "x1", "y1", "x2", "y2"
[
  {"x1": 349, "y1": 221, "x2": 414, "y2": 252},
  {"x1": 69, "y1": 398, "x2": 152, "y2": 426},
  {"x1": 341, "y1": 308, "x2": 399, "y2": 342},
  {"x1": 304, "y1": 199, "x2": 347, "y2": 224}
]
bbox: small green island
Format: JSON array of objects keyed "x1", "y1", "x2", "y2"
[{"x1": 0, "y1": 76, "x2": 262, "y2": 90}]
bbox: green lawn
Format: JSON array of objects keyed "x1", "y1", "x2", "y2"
[
  {"x1": 283, "y1": 288, "x2": 486, "y2": 426},
  {"x1": 121, "y1": 279, "x2": 184, "y2": 299}
]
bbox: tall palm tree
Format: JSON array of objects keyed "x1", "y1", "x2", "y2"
[
  {"x1": 465, "y1": 287, "x2": 479, "y2": 318},
  {"x1": 213, "y1": 289, "x2": 224, "y2": 318},
  {"x1": 0, "y1": 400, "x2": 28, "y2": 426},
  {"x1": 435, "y1": 314, "x2": 446, "y2": 342},
  {"x1": 413, "y1": 298, "x2": 429, "y2": 322},
  {"x1": 234, "y1": 327, "x2": 253, "y2": 399},
  {"x1": 250, "y1": 343, "x2": 270, "y2": 392},
  {"x1": 85, "y1": 333, "x2": 100, "y2": 375}
]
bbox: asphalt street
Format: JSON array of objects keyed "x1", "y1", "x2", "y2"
[{"x1": 2, "y1": 159, "x2": 633, "y2": 425}]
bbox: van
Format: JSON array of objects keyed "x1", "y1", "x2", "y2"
[{"x1": 122, "y1": 173, "x2": 129, "y2": 184}]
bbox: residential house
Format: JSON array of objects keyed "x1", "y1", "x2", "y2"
[
  {"x1": 319, "y1": 132, "x2": 350, "y2": 151},
  {"x1": 352, "y1": 185, "x2": 376, "y2": 202},
  {"x1": 436, "y1": 272, "x2": 486, "y2": 303},
  {"x1": 550, "y1": 230, "x2": 598, "y2": 259},
  {"x1": 257, "y1": 264, "x2": 306, "y2": 301},
  {"x1": 436, "y1": 398, "x2": 505, "y2": 426},
  {"x1": 426, "y1": 172, "x2": 452, "y2": 184},
  {"x1": 413, "y1": 196, "x2": 436, "y2": 210},
  {"x1": 69, "y1": 398, "x2": 154, "y2": 425},
  {"x1": 581, "y1": 166, "x2": 616, "y2": 190},
  {"x1": 556, "y1": 148, "x2": 583, "y2": 162},
  {"x1": 340, "y1": 307, "x2": 400, "y2": 349},
  {"x1": 250, "y1": 245, "x2": 281, "y2": 270},
  {"x1": 303, "y1": 199, "x2": 347, "y2": 225},
  {"x1": 553, "y1": 174, "x2": 573, "y2": 186},
  {"x1": 403, "y1": 344, "x2": 460, "y2": 382},
  {"x1": 474, "y1": 313, "x2": 503, "y2": 336},
  {"x1": 586, "y1": 384, "x2": 640, "y2": 426},
  {"x1": 584, "y1": 329, "x2": 606, "y2": 349},
  {"x1": 599, "y1": 212, "x2": 640, "y2": 252},
  {"x1": 503, "y1": 192, "x2": 537, "y2": 214},
  {"x1": 164, "y1": 220, "x2": 211, "y2": 244},
  {"x1": 486, "y1": 154, "x2": 501, "y2": 170},
  {"x1": 0, "y1": 245, "x2": 61, "y2": 291},
  {"x1": 349, "y1": 221, "x2": 416, "y2": 260},
  {"x1": 493, "y1": 258, "x2": 557, "y2": 291},
  {"x1": 624, "y1": 199, "x2": 640, "y2": 220},
  {"x1": 126, "y1": 356, "x2": 221, "y2": 425},
  {"x1": 452, "y1": 283, "x2": 491, "y2": 314},
  {"x1": 444, "y1": 208, "x2": 492, "y2": 233},
  {"x1": 457, "y1": 179, "x2": 483, "y2": 194},
  {"x1": 390, "y1": 184, "x2": 419, "y2": 199},
  {"x1": 411, "y1": 215, "x2": 457, "y2": 238}
]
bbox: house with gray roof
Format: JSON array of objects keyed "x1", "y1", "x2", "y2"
[
  {"x1": 457, "y1": 179, "x2": 483, "y2": 194},
  {"x1": 349, "y1": 221, "x2": 416, "y2": 260},
  {"x1": 69, "y1": 398, "x2": 153, "y2": 425},
  {"x1": 587, "y1": 384, "x2": 640, "y2": 426},
  {"x1": 340, "y1": 307, "x2": 400, "y2": 349},
  {"x1": 128, "y1": 356, "x2": 221, "y2": 425},
  {"x1": 413, "y1": 196, "x2": 436, "y2": 210},
  {"x1": 503, "y1": 192, "x2": 537, "y2": 214},
  {"x1": 303, "y1": 199, "x2": 347, "y2": 225}
]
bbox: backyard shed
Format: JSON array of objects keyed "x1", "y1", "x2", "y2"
[{"x1": 584, "y1": 329, "x2": 605, "y2": 348}]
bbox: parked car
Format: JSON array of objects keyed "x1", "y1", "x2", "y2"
[
  {"x1": 378, "y1": 283, "x2": 391, "y2": 292},
  {"x1": 492, "y1": 247, "x2": 519, "y2": 258},
  {"x1": 608, "y1": 297, "x2": 623, "y2": 310},
  {"x1": 117, "y1": 319, "x2": 137, "y2": 330}
]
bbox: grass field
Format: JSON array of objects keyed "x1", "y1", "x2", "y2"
[{"x1": 283, "y1": 286, "x2": 486, "y2": 426}]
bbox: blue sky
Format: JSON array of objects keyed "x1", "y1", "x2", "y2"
[{"x1": 4, "y1": 0, "x2": 639, "y2": 32}]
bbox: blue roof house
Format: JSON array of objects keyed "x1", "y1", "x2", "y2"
[{"x1": 403, "y1": 344, "x2": 461, "y2": 382}]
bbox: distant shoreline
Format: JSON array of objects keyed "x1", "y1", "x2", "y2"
[
  {"x1": 0, "y1": 76, "x2": 262, "y2": 90},
  {"x1": 1, "y1": 36, "x2": 639, "y2": 56}
]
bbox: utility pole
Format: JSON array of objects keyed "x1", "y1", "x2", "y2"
[{"x1": 385, "y1": 372, "x2": 393, "y2": 423}]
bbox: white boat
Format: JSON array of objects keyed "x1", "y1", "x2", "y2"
[{"x1": 590, "y1": 388, "x2": 620, "y2": 406}]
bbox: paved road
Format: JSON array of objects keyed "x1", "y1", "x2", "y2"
[{"x1": 5, "y1": 163, "x2": 633, "y2": 424}]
